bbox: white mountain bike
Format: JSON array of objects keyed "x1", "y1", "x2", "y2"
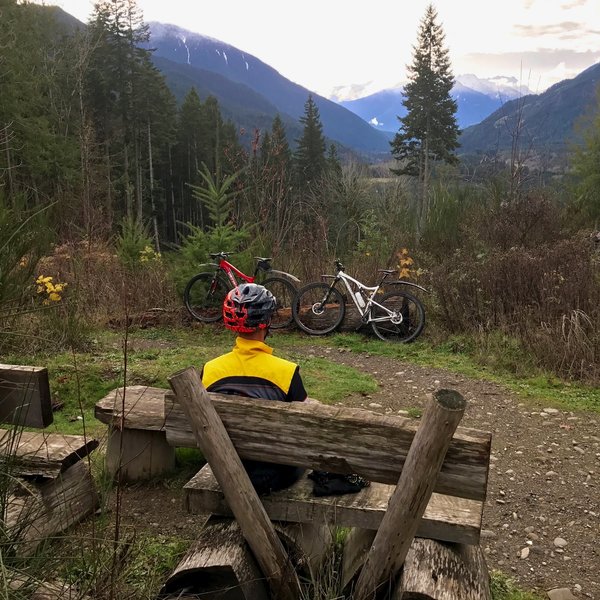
[{"x1": 292, "y1": 259, "x2": 426, "y2": 342}]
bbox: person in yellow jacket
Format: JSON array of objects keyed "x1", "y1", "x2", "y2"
[{"x1": 201, "y1": 283, "x2": 307, "y2": 494}]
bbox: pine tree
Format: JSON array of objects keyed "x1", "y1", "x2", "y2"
[
  {"x1": 294, "y1": 94, "x2": 326, "y2": 188},
  {"x1": 390, "y1": 4, "x2": 459, "y2": 238}
]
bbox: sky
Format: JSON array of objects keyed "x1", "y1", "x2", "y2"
[{"x1": 41, "y1": 0, "x2": 600, "y2": 99}]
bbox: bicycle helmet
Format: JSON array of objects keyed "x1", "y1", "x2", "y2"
[{"x1": 223, "y1": 283, "x2": 276, "y2": 333}]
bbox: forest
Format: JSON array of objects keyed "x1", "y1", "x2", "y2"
[{"x1": 1, "y1": 0, "x2": 599, "y2": 384}]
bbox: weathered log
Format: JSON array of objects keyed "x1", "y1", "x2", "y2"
[
  {"x1": 185, "y1": 465, "x2": 482, "y2": 545},
  {"x1": 159, "y1": 516, "x2": 270, "y2": 600},
  {"x1": 168, "y1": 366, "x2": 301, "y2": 600},
  {"x1": 353, "y1": 389, "x2": 467, "y2": 600},
  {"x1": 394, "y1": 538, "x2": 491, "y2": 600},
  {"x1": 0, "y1": 364, "x2": 53, "y2": 428},
  {"x1": 342, "y1": 533, "x2": 491, "y2": 600},
  {"x1": 0, "y1": 429, "x2": 99, "y2": 478},
  {"x1": 160, "y1": 515, "x2": 332, "y2": 600},
  {"x1": 295, "y1": 301, "x2": 365, "y2": 332},
  {"x1": 5, "y1": 460, "x2": 99, "y2": 556},
  {"x1": 164, "y1": 390, "x2": 490, "y2": 502}
]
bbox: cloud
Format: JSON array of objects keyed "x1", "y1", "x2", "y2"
[
  {"x1": 514, "y1": 21, "x2": 594, "y2": 37},
  {"x1": 561, "y1": 0, "x2": 588, "y2": 8},
  {"x1": 462, "y1": 48, "x2": 600, "y2": 91}
]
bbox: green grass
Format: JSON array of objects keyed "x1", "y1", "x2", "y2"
[
  {"x1": 325, "y1": 332, "x2": 600, "y2": 413},
  {"x1": 490, "y1": 571, "x2": 544, "y2": 600}
]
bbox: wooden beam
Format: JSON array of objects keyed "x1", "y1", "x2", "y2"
[
  {"x1": 353, "y1": 389, "x2": 467, "y2": 600},
  {"x1": 168, "y1": 367, "x2": 301, "y2": 600},
  {"x1": 0, "y1": 364, "x2": 52, "y2": 428},
  {"x1": 185, "y1": 465, "x2": 482, "y2": 545},
  {"x1": 164, "y1": 390, "x2": 490, "y2": 502},
  {"x1": 0, "y1": 429, "x2": 99, "y2": 478}
]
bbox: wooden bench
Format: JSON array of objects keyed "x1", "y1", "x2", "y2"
[
  {"x1": 0, "y1": 364, "x2": 99, "y2": 556},
  {"x1": 96, "y1": 375, "x2": 493, "y2": 600}
]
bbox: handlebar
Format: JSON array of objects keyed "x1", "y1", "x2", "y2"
[
  {"x1": 209, "y1": 251, "x2": 233, "y2": 259},
  {"x1": 335, "y1": 259, "x2": 345, "y2": 272}
]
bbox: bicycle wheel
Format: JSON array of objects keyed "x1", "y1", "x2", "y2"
[
  {"x1": 293, "y1": 282, "x2": 345, "y2": 335},
  {"x1": 370, "y1": 290, "x2": 425, "y2": 342},
  {"x1": 184, "y1": 272, "x2": 230, "y2": 322},
  {"x1": 263, "y1": 276, "x2": 297, "y2": 330}
]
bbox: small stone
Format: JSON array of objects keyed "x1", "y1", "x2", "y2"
[
  {"x1": 520, "y1": 547, "x2": 530, "y2": 559},
  {"x1": 481, "y1": 529, "x2": 497, "y2": 539},
  {"x1": 543, "y1": 408, "x2": 560, "y2": 414},
  {"x1": 546, "y1": 588, "x2": 576, "y2": 600},
  {"x1": 368, "y1": 402, "x2": 382, "y2": 408},
  {"x1": 553, "y1": 537, "x2": 568, "y2": 548},
  {"x1": 546, "y1": 471, "x2": 559, "y2": 478}
]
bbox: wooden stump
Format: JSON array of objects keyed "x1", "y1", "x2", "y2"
[
  {"x1": 394, "y1": 538, "x2": 491, "y2": 600},
  {"x1": 105, "y1": 427, "x2": 175, "y2": 482},
  {"x1": 159, "y1": 516, "x2": 270, "y2": 600},
  {"x1": 4, "y1": 460, "x2": 99, "y2": 556}
]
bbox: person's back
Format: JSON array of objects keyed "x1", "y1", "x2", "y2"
[{"x1": 201, "y1": 283, "x2": 306, "y2": 494}]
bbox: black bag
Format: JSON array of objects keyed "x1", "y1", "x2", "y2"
[{"x1": 308, "y1": 470, "x2": 370, "y2": 497}]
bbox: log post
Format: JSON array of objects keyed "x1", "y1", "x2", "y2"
[
  {"x1": 353, "y1": 389, "x2": 466, "y2": 600},
  {"x1": 168, "y1": 366, "x2": 300, "y2": 600}
]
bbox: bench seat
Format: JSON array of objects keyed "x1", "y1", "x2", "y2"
[
  {"x1": 184, "y1": 464, "x2": 483, "y2": 545},
  {"x1": 0, "y1": 429, "x2": 99, "y2": 478}
]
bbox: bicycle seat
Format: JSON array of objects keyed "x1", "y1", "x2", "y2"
[
  {"x1": 253, "y1": 256, "x2": 272, "y2": 262},
  {"x1": 209, "y1": 252, "x2": 232, "y2": 258},
  {"x1": 378, "y1": 269, "x2": 396, "y2": 275}
]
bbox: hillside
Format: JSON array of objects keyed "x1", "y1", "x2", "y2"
[
  {"x1": 147, "y1": 23, "x2": 391, "y2": 157},
  {"x1": 459, "y1": 62, "x2": 600, "y2": 157}
]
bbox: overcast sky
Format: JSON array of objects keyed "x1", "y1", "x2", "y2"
[{"x1": 42, "y1": 0, "x2": 600, "y2": 99}]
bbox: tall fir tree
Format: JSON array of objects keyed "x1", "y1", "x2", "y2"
[
  {"x1": 390, "y1": 4, "x2": 459, "y2": 238},
  {"x1": 293, "y1": 94, "x2": 326, "y2": 188}
]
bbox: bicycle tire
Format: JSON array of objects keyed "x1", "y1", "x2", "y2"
[
  {"x1": 370, "y1": 290, "x2": 425, "y2": 342},
  {"x1": 293, "y1": 282, "x2": 345, "y2": 335},
  {"x1": 184, "y1": 272, "x2": 230, "y2": 322},
  {"x1": 263, "y1": 276, "x2": 297, "y2": 330}
]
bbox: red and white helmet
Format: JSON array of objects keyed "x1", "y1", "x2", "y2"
[{"x1": 223, "y1": 284, "x2": 276, "y2": 333}]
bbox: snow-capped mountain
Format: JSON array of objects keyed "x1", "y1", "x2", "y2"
[{"x1": 338, "y1": 74, "x2": 532, "y2": 132}]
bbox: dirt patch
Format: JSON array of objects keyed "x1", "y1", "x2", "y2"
[{"x1": 99, "y1": 343, "x2": 599, "y2": 599}]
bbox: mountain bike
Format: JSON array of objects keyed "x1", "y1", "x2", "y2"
[
  {"x1": 292, "y1": 260, "x2": 426, "y2": 342},
  {"x1": 183, "y1": 252, "x2": 300, "y2": 329}
]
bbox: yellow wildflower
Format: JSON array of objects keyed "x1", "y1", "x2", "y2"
[{"x1": 48, "y1": 292, "x2": 62, "y2": 302}]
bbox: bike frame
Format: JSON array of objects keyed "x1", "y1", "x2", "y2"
[
  {"x1": 325, "y1": 270, "x2": 397, "y2": 324},
  {"x1": 198, "y1": 253, "x2": 301, "y2": 289}
]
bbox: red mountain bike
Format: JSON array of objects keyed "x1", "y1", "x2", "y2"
[{"x1": 183, "y1": 252, "x2": 300, "y2": 329}]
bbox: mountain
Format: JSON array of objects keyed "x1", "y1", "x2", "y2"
[
  {"x1": 458, "y1": 62, "x2": 600, "y2": 156},
  {"x1": 147, "y1": 23, "x2": 391, "y2": 157},
  {"x1": 338, "y1": 75, "x2": 530, "y2": 132}
]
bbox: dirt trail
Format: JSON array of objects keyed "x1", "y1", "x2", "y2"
[{"x1": 293, "y1": 344, "x2": 599, "y2": 599}]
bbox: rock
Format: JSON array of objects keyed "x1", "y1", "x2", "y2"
[
  {"x1": 481, "y1": 529, "x2": 497, "y2": 539},
  {"x1": 543, "y1": 408, "x2": 560, "y2": 414},
  {"x1": 553, "y1": 537, "x2": 568, "y2": 548},
  {"x1": 546, "y1": 588, "x2": 576, "y2": 600},
  {"x1": 520, "y1": 547, "x2": 530, "y2": 559},
  {"x1": 368, "y1": 402, "x2": 382, "y2": 408}
]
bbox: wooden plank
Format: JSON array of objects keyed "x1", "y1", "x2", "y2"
[
  {"x1": 5, "y1": 460, "x2": 99, "y2": 556},
  {"x1": 168, "y1": 367, "x2": 301, "y2": 600},
  {"x1": 164, "y1": 390, "x2": 491, "y2": 502},
  {"x1": 394, "y1": 538, "x2": 491, "y2": 599},
  {"x1": 160, "y1": 515, "x2": 270, "y2": 600},
  {"x1": 94, "y1": 385, "x2": 168, "y2": 430},
  {"x1": 353, "y1": 389, "x2": 467, "y2": 600},
  {"x1": 185, "y1": 465, "x2": 482, "y2": 545},
  {"x1": 0, "y1": 364, "x2": 52, "y2": 428},
  {"x1": 0, "y1": 429, "x2": 99, "y2": 478}
]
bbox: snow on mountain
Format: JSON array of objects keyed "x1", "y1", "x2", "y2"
[{"x1": 455, "y1": 74, "x2": 531, "y2": 100}]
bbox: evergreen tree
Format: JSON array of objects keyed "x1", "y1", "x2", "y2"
[
  {"x1": 294, "y1": 94, "x2": 326, "y2": 188},
  {"x1": 390, "y1": 4, "x2": 459, "y2": 237}
]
